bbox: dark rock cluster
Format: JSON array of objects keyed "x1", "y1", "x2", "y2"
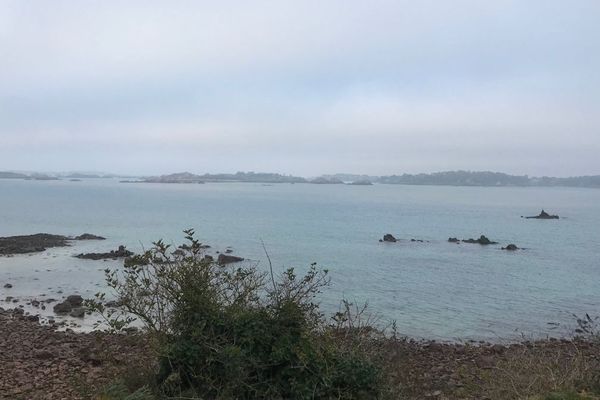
[
  {"x1": 217, "y1": 254, "x2": 244, "y2": 265},
  {"x1": 75, "y1": 245, "x2": 133, "y2": 260},
  {"x1": 0, "y1": 233, "x2": 106, "y2": 256},
  {"x1": 524, "y1": 209, "x2": 560, "y2": 219}
]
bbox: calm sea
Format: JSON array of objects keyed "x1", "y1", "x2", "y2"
[{"x1": 1, "y1": 178, "x2": 599, "y2": 341}]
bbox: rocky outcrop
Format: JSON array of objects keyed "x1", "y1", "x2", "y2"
[
  {"x1": 217, "y1": 254, "x2": 244, "y2": 265},
  {"x1": 448, "y1": 237, "x2": 459, "y2": 243},
  {"x1": 524, "y1": 209, "x2": 559, "y2": 219},
  {"x1": 66, "y1": 295, "x2": 83, "y2": 307},
  {"x1": 381, "y1": 234, "x2": 397, "y2": 243},
  {"x1": 0, "y1": 233, "x2": 107, "y2": 255},
  {"x1": 461, "y1": 235, "x2": 498, "y2": 245},
  {"x1": 0, "y1": 233, "x2": 70, "y2": 255},
  {"x1": 53, "y1": 301, "x2": 72, "y2": 314},
  {"x1": 74, "y1": 233, "x2": 106, "y2": 240},
  {"x1": 75, "y1": 245, "x2": 133, "y2": 260},
  {"x1": 502, "y1": 244, "x2": 519, "y2": 251},
  {"x1": 53, "y1": 295, "x2": 85, "y2": 315}
]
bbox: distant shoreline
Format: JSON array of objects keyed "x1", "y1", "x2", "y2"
[{"x1": 2, "y1": 170, "x2": 600, "y2": 188}]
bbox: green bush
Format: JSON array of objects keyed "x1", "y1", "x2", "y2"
[{"x1": 89, "y1": 230, "x2": 383, "y2": 399}]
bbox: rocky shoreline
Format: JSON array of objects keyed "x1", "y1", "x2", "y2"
[
  {"x1": 0, "y1": 233, "x2": 105, "y2": 256},
  {"x1": 0, "y1": 308, "x2": 151, "y2": 400},
  {"x1": 1, "y1": 306, "x2": 598, "y2": 399}
]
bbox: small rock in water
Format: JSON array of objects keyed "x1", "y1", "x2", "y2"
[
  {"x1": 524, "y1": 209, "x2": 559, "y2": 219},
  {"x1": 3, "y1": 283, "x2": 12, "y2": 289},
  {"x1": 66, "y1": 295, "x2": 83, "y2": 307},
  {"x1": 381, "y1": 233, "x2": 397, "y2": 243},
  {"x1": 502, "y1": 244, "x2": 519, "y2": 251},
  {"x1": 217, "y1": 254, "x2": 244, "y2": 265},
  {"x1": 53, "y1": 301, "x2": 72, "y2": 314}
]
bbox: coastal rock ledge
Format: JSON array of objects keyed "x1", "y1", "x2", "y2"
[
  {"x1": 448, "y1": 235, "x2": 498, "y2": 245},
  {"x1": 0, "y1": 233, "x2": 106, "y2": 256},
  {"x1": 75, "y1": 245, "x2": 133, "y2": 260},
  {"x1": 217, "y1": 254, "x2": 244, "y2": 265},
  {"x1": 523, "y1": 209, "x2": 560, "y2": 219}
]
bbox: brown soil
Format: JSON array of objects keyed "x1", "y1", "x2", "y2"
[{"x1": 0, "y1": 309, "x2": 151, "y2": 400}]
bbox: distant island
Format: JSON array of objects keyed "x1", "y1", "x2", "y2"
[
  {"x1": 126, "y1": 171, "x2": 307, "y2": 184},
  {"x1": 2, "y1": 169, "x2": 600, "y2": 188},
  {"x1": 309, "y1": 177, "x2": 344, "y2": 184},
  {"x1": 323, "y1": 171, "x2": 600, "y2": 188},
  {"x1": 0, "y1": 171, "x2": 124, "y2": 180}
]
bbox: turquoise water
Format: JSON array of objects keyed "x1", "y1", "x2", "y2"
[{"x1": 1, "y1": 178, "x2": 599, "y2": 341}]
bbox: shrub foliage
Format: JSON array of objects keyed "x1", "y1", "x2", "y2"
[{"x1": 88, "y1": 230, "x2": 382, "y2": 399}]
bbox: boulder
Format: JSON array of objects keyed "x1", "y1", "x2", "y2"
[
  {"x1": 502, "y1": 244, "x2": 519, "y2": 251},
  {"x1": 66, "y1": 295, "x2": 83, "y2": 307},
  {"x1": 3, "y1": 283, "x2": 12, "y2": 289},
  {"x1": 53, "y1": 301, "x2": 72, "y2": 314},
  {"x1": 448, "y1": 237, "x2": 459, "y2": 243},
  {"x1": 382, "y1": 234, "x2": 397, "y2": 243},
  {"x1": 217, "y1": 254, "x2": 244, "y2": 265}
]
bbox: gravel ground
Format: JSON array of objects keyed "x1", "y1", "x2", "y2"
[
  {"x1": 2, "y1": 306, "x2": 599, "y2": 399},
  {"x1": 0, "y1": 308, "x2": 150, "y2": 400}
]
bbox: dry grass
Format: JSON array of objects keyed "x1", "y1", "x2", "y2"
[{"x1": 476, "y1": 341, "x2": 599, "y2": 400}]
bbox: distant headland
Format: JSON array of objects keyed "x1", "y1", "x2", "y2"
[{"x1": 2, "y1": 170, "x2": 600, "y2": 188}]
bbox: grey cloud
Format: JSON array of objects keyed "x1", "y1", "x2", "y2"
[{"x1": 1, "y1": 0, "x2": 599, "y2": 176}]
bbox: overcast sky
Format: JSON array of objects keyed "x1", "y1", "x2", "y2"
[{"x1": 1, "y1": 1, "x2": 599, "y2": 177}]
